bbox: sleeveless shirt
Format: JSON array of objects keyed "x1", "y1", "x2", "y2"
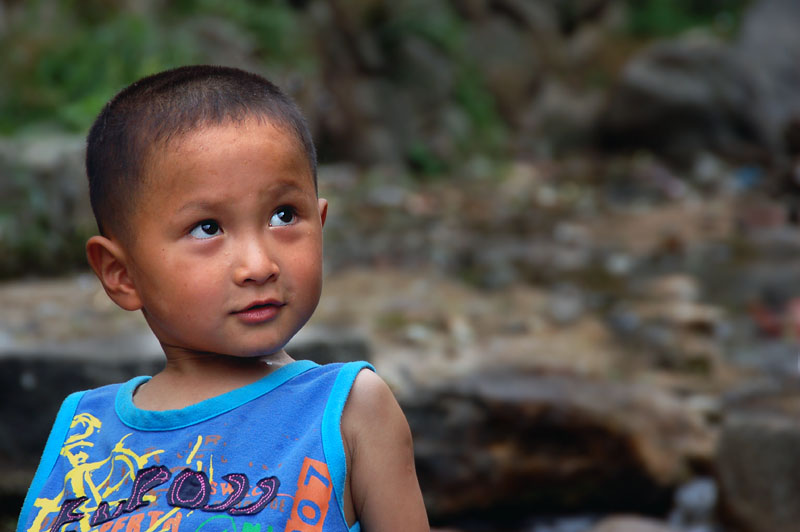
[{"x1": 17, "y1": 360, "x2": 373, "y2": 532}]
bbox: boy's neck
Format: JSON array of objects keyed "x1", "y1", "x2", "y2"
[{"x1": 133, "y1": 349, "x2": 295, "y2": 411}]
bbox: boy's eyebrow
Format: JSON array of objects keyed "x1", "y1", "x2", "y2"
[
  {"x1": 175, "y1": 182, "x2": 309, "y2": 214},
  {"x1": 176, "y1": 200, "x2": 217, "y2": 214}
]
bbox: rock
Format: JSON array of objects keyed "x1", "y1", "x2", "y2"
[
  {"x1": 527, "y1": 515, "x2": 596, "y2": 532},
  {"x1": 491, "y1": 0, "x2": 560, "y2": 37},
  {"x1": 596, "y1": 35, "x2": 763, "y2": 164},
  {"x1": 691, "y1": 152, "x2": 728, "y2": 189},
  {"x1": 521, "y1": 79, "x2": 605, "y2": 155},
  {"x1": 642, "y1": 274, "x2": 700, "y2": 303},
  {"x1": 636, "y1": 300, "x2": 723, "y2": 336},
  {"x1": 735, "y1": 0, "x2": 800, "y2": 155},
  {"x1": 179, "y1": 16, "x2": 260, "y2": 74},
  {"x1": 548, "y1": 283, "x2": 586, "y2": 325},
  {"x1": 715, "y1": 385, "x2": 800, "y2": 532},
  {"x1": 668, "y1": 477, "x2": 718, "y2": 530},
  {"x1": 622, "y1": 273, "x2": 729, "y2": 378},
  {"x1": 532, "y1": 0, "x2": 615, "y2": 34},
  {"x1": 0, "y1": 133, "x2": 93, "y2": 277},
  {"x1": 404, "y1": 370, "x2": 713, "y2": 521},
  {"x1": 597, "y1": 0, "x2": 800, "y2": 165},
  {"x1": 465, "y1": 16, "x2": 540, "y2": 126},
  {"x1": 0, "y1": 355, "x2": 163, "y2": 495},
  {"x1": 603, "y1": 252, "x2": 635, "y2": 277},
  {"x1": 287, "y1": 325, "x2": 371, "y2": 365},
  {"x1": 398, "y1": 35, "x2": 457, "y2": 108},
  {"x1": 584, "y1": 197, "x2": 734, "y2": 258},
  {"x1": 0, "y1": 275, "x2": 158, "y2": 358},
  {"x1": 587, "y1": 515, "x2": 678, "y2": 532}
]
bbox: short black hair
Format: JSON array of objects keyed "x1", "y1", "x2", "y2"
[{"x1": 86, "y1": 65, "x2": 317, "y2": 239}]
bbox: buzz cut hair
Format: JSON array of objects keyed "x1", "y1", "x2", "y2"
[{"x1": 86, "y1": 65, "x2": 317, "y2": 239}]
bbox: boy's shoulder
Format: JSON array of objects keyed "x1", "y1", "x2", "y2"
[
  {"x1": 340, "y1": 367, "x2": 429, "y2": 529},
  {"x1": 341, "y1": 368, "x2": 403, "y2": 443}
]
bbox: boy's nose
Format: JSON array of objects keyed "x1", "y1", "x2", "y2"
[{"x1": 233, "y1": 237, "x2": 280, "y2": 285}]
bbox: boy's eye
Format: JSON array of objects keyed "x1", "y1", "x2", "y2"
[
  {"x1": 189, "y1": 220, "x2": 222, "y2": 239},
  {"x1": 270, "y1": 206, "x2": 296, "y2": 227}
]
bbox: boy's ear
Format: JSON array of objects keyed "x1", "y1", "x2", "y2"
[
  {"x1": 318, "y1": 198, "x2": 328, "y2": 228},
  {"x1": 86, "y1": 235, "x2": 143, "y2": 311}
]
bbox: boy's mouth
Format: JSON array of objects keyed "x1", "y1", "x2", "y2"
[
  {"x1": 233, "y1": 299, "x2": 285, "y2": 324},
  {"x1": 235, "y1": 299, "x2": 284, "y2": 313}
]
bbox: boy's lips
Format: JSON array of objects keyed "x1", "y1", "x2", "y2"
[{"x1": 233, "y1": 299, "x2": 285, "y2": 323}]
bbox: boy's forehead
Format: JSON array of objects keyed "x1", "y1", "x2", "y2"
[
  {"x1": 167, "y1": 118, "x2": 298, "y2": 154},
  {"x1": 142, "y1": 118, "x2": 315, "y2": 186}
]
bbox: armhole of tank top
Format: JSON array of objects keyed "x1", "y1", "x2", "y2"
[
  {"x1": 321, "y1": 361, "x2": 375, "y2": 532},
  {"x1": 17, "y1": 390, "x2": 86, "y2": 532}
]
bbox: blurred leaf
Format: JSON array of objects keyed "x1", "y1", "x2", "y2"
[{"x1": 625, "y1": 0, "x2": 747, "y2": 37}]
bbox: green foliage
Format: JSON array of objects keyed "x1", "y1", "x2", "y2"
[
  {"x1": 0, "y1": 3, "x2": 199, "y2": 133},
  {"x1": 453, "y1": 65, "x2": 508, "y2": 161},
  {"x1": 625, "y1": 0, "x2": 748, "y2": 37},
  {"x1": 407, "y1": 141, "x2": 447, "y2": 176},
  {"x1": 0, "y1": 0, "x2": 311, "y2": 134}
]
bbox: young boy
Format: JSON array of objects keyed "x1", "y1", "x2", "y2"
[{"x1": 17, "y1": 66, "x2": 429, "y2": 532}]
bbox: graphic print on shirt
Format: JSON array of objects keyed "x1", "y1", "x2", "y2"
[{"x1": 27, "y1": 412, "x2": 335, "y2": 532}]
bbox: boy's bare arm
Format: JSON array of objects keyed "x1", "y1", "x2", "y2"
[{"x1": 343, "y1": 370, "x2": 430, "y2": 532}]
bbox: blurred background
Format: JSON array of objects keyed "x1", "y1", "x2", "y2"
[{"x1": 2, "y1": 1, "x2": 800, "y2": 531}]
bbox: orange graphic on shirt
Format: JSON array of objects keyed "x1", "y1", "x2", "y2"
[{"x1": 284, "y1": 458, "x2": 332, "y2": 532}]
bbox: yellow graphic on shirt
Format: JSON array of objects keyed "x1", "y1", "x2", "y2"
[
  {"x1": 26, "y1": 413, "x2": 293, "y2": 532},
  {"x1": 28, "y1": 413, "x2": 171, "y2": 532}
]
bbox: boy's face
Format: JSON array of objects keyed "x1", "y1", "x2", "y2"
[{"x1": 120, "y1": 119, "x2": 326, "y2": 359}]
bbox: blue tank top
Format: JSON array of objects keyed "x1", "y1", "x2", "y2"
[{"x1": 18, "y1": 360, "x2": 373, "y2": 532}]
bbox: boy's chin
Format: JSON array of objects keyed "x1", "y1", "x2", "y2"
[{"x1": 157, "y1": 340, "x2": 291, "y2": 362}]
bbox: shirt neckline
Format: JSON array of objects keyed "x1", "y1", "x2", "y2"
[{"x1": 115, "y1": 359, "x2": 318, "y2": 431}]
